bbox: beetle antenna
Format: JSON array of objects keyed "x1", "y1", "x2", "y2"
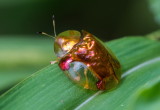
[
  {"x1": 37, "y1": 15, "x2": 57, "y2": 38},
  {"x1": 52, "y1": 15, "x2": 57, "y2": 37},
  {"x1": 37, "y1": 32, "x2": 55, "y2": 38}
]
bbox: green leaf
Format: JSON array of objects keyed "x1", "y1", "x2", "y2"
[
  {"x1": 0, "y1": 36, "x2": 53, "y2": 93},
  {"x1": 146, "y1": 30, "x2": 160, "y2": 40},
  {"x1": 129, "y1": 79, "x2": 160, "y2": 110},
  {"x1": 148, "y1": 0, "x2": 160, "y2": 25},
  {"x1": 0, "y1": 36, "x2": 160, "y2": 110}
]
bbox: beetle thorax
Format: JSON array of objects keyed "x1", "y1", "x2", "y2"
[{"x1": 54, "y1": 30, "x2": 81, "y2": 58}]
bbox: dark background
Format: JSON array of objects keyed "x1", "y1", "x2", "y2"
[{"x1": 0, "y1": 0, "x2": 159, "y2": 41}]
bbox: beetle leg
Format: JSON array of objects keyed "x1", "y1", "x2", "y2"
[
  {"x1": 84, "y1": 68, "x2": 89, "y2": 89},
  {"x1": 50, "y1": 61, "x2": 56, "y2": 64},
  {"x1": 50, "y1": 61, "x2": 58, "y2": 64}
]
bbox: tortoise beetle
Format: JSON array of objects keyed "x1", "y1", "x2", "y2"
[
  {"x1": 40, "y1": 17, "x2": 121, "y2": 90},
  {"x1": 54, "y1": 30, "x2": 121, "y2": 90}
]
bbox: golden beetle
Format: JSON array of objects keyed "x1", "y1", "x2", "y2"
[{"x1": 40, "y1": 18, "x2": 121, "y2": 90}]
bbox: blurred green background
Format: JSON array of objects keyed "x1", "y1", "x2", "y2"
[
  {"x1": 0, "y1": 0, "x2": 160, "y2": 93},
  {"x1": 0, "y1": 0, "x2": 160, "y2": 39}
]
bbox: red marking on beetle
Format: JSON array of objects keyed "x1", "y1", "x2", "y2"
[
  {"x1": 88, "y1": 51, "x2": 95, "y2": 57},
  {"x1": 77, "y1": 47, "x2": 87, "y2": 54},
  {"x1": 96, "y1": 80, "x2": 104, "y2": 90},
  {"x1": 59, "y1": 56, "x2": 73, "y2": 71}
]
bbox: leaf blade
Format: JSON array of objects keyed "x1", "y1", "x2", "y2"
[{"x1": 0, "y1": 37, "x2": 160, "y2": 110}]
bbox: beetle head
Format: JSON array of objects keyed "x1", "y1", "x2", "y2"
[{"x1": 54, "y1": 30, "x2": 81, "y2": 58}]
